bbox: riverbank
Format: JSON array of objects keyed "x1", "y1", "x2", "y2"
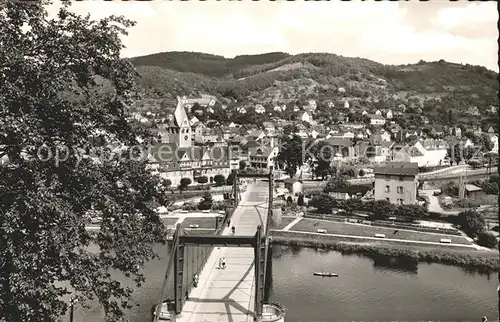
[{"x1": 270, "y1": 230, "x2": 500, "y2": 272}]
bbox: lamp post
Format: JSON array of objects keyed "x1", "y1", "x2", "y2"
[{"x1": 69, "y1": 296, "x2": 77, "y2": 322}]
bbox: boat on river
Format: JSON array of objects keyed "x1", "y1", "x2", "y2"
[{"x1": 313, "y1": 272, "x2": 338, "y2": 277}]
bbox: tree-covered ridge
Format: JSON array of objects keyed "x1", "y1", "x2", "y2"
[
  {"x1": 131, "y1": 51, "x2": 498, "y2": 131},
  {"x1": 131, "y1": 51, "x2": 290, "y2": 77}
]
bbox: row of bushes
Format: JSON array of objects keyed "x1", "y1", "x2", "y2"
[
  {"x1": 271, "y1": 230, "x2": 500, "y2": 271},
  {"x1": 302, "y1": 213, "x2": 462, "y2": 236},
  {"x1": 309, "y1": 193, "x2": 428, "y2": 221}
]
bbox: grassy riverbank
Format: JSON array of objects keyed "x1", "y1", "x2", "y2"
[{"x1": 270, "y1": 230, "x2": 500, "y2": 272}]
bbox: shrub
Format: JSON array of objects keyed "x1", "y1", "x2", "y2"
[
  {"x1": 197, "y1": 176, "x2": 208, "y2": 184},
  {"x1": 456, "y1": 210, "x2": 486, "y2": 237},
  {"x1": 226, "y1": 172, "x2": 236, "y2": 186},
  {"x1": 198, "y1": 191, "x2": 214, "y2": 210},
  {"x1": 297, "y1": 194, "x2": 305, "y2": 206},
  {"x1": 309, "y1": 193, "x2": 337, "y2": 214},
  {"x1": 239, "y1": 160, "x2": 247, "y2": 170},
  {"x1": 477, "y1": 232, "x2": 498, "y2": 248},
  {"x1": 179, "y1": 177, "x2": 192, "y2": 191},
  {"x1": 214, "y1": 174, "x2": 226, "y2": 186},
  {"x1": 358, "y1": 169, "x2": 365, "y2": 177}
]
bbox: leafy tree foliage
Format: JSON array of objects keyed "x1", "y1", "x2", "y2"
[
  {"x1": 197, "y1": 191, "x2": 213, "y2": 210},
  {"x1": 0, "y1": 2, "x2": 170, "y2": 321},
  {"x1": 214, "y1": 174, "x2": 225, "y2": 186},
  {"x1": 477, "y1": 232, "x2": 498, "y2": 248},
  {"x1": 179, "y1": 177, "x2": 192, "y2": 191},
  {"x1": 239, "y1": 160, "x2": 247, "y2": 170},
  {"x1": 455, "y1": 210, "x2": 486, "y2": 237},
  {"x1": 276, "y1": 135, "x2": 303, "y2": 177},
  {"x1": 307, "y1": 140, "x2": 334, "y2": 180},
  {"x1": 226, "y1": 172, "x2": 236, "y2": 186},
  {"x1": 297, "y1": 194, "x2": 305, "y2": 207},
  {"x1": 197, "y1": 176, "x2": 208, "y2": 184}
]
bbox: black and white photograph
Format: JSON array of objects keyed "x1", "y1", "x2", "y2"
[{"x1": 0, "y1": 1, "x2": 498, "y2": 321}]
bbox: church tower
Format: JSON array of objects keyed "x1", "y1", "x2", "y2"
[{"x1": 174, "y1": 96, "x2": 192, "y2": 148}]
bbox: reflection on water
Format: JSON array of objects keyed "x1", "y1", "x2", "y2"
[
  {"x1": 268, "y1": 245, "x2": 496, "y2": 321},
  {"x1": 371, "y1": 256, "x2": 419, "y2": 275}
]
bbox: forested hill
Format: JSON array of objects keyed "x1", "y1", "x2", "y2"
[
  {"x1": 129, "y1": 51, "x2": 498, "y2": 130},
  {"x1": 130, "y1": 51, "x2": 291, "y2": 77}
]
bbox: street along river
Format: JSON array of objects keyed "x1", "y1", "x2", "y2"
[{"x1": 68, "y1": 244, "x2": 497, "y2": 321}]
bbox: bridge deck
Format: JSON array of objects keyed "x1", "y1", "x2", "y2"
[{"x1": 175, "y1": 182, "x2": 270, "y2": 322}]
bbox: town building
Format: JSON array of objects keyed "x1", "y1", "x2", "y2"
[
  {"x1": 373, "y1": 162, "x2": 418, "y2": 205},
  {"x1": 365, "y1": 114, "x2": 386, "y2": 125},
  {"x1": 248, "y1": 146, "x2": 279, "y2": 170},
  {"x1": 283, "y1": 178, "x2": 303, "y2": 195},
  {"x1": 148, "y1": 97, "x2": 235, "y2": 186}
]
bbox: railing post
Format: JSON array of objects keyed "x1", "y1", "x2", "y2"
[
  {"x1": 232, "y1": 169, "x2": 239, "y2": 204},
  {"x1": 153, "y1": 224, "x2": 182, "y2": 322},
  {"x1": 254, "y1": 225, "x2": 265, "y2": 320},
  {"x1": 174, "y1": 239, "x2": 185, "y2": 314}
]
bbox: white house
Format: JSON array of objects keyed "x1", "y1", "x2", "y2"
[
  {"x1": 293, "y1": 106, "x2": 300, "y2": 112},
  {"x1": 375, "y1": 110, "x2": 382, "y2": 116},
  {"x1": 366, "y1": 114, "x2": 386, "y2": 125},
  {"x1": 362, "y1": 110, "x2": 368, "y2": 116},
  {"x1": 344, "y1": 101, "x2": 350, "y2": 109},
  {"x1": 328, "y1": 102, "x2": 335, "y2": 108},
  {"x1": 338, "y1": 87, "x2": 346, "y2": 93},
  {"x1": 308, "y1": 100, "x2": 317, "y2": 110},
  {"x1": 283, "y1": 178, "x2": 303, "y2": 195},
  {"x1": 301, "y1": 111, "x2": 312, "y2": 123},
  {"x1": 310, "y1": 130, "x2": 319, "y2": 139},
  {"x1": 237, "y1": 107, "x2": 247, "y2": 114},
  {"x1": 255, "y1": 104, "x2": 266, "y2": 114},
  {"x1": 343, "y1": 131, "x2": 355, "y2": 139},
  {"x1": 490, "y1": 135, "x2": 498, "y2": 153},
  {"x1": 248, "y1": 146, "x2": 279, "y2": 170},
  {"x1": 386, "y1": 110, "x2": 393, "y2": 119},
  {"x1": 189, "y1": 116, "x2": 200, "y2": 126},
  {"x1": 274, "y1": 105, "x2": 282, "y2": 112},
  {"x1": 398, "y1": 140, "x2": 449, "y2": 167}
]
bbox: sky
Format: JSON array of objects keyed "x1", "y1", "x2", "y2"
[{"x1": 46, "y1": 1, "x2": 498, "y2": 71}]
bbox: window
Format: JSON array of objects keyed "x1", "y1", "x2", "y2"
[
  {"x1": 397, "y1": 186, "x2": 403, "y2": 194},
  {"x1": 399, "y1": 175, "x2": 404, "y2": 181},
  {"x1": 397, "y1": 199, "x2": 404, "y2": 205},
  {"x1": 385, "y1": 185, "x2": 390, "y2": 193},
  {"x1": 385, "y1": 175, "x2": 391, "y2": 181},
  {"x1": 386, "y1": 198, "x2": 390, "y2": 202}
]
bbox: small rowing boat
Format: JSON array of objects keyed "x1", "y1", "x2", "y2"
[{"x1": 313, "y1": 272, "x2": 338, "y2": 277}]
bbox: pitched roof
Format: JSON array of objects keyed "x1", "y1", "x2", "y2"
[
  {"x1": 324, "y1": 138, "x2": 354, "y2": 147},
  {"x1": 374, "y1": 162, "x2": 419, "y2": 176},
  {"x1": 366, "y1": 114, "x2": 385, "y2": 120}
]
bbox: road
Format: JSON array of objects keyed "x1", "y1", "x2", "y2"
[
  {"x1": 175, "y1": 181, "x2": 270, "y2": 322},
  {"x1": 419, "y1": 190, "x2": 460, "y2": 215}
]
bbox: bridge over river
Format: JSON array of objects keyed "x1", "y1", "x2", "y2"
[{"x1": 153, "y1": 170, "x2": 286, "y2": 322}]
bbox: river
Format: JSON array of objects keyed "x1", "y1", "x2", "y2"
[{"x1": 70, "y1": 244, "x2": 497, "y2": 321}]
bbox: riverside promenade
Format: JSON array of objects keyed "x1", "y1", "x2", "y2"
[{"x1": 175, "y1": 181, "x2": 270, "y2": 322}]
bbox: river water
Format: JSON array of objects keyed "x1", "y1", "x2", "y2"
[{"x1": 70, "y1": 244, "x2": 497, "y2": 322}]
